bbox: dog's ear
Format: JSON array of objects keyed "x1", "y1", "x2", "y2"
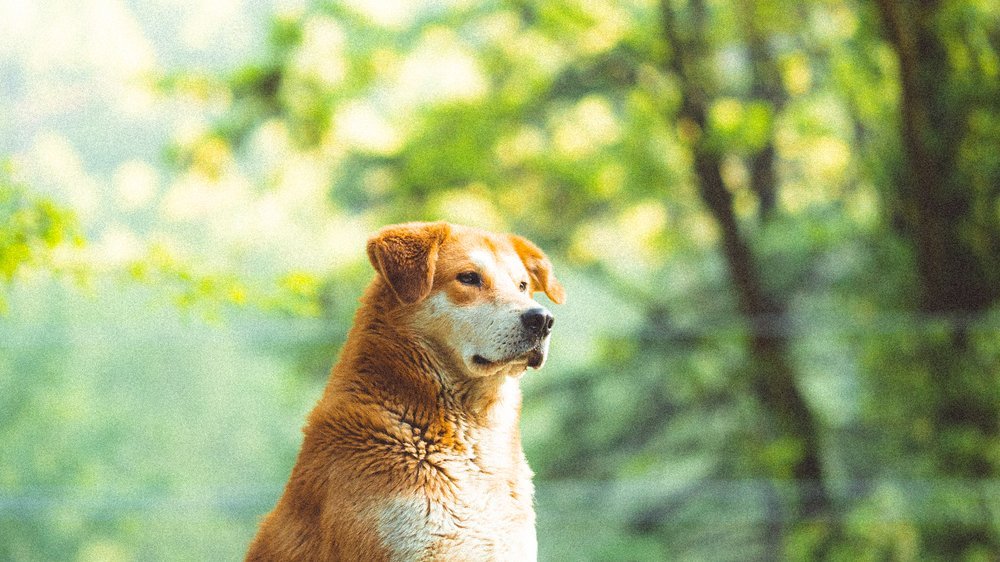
[
  {"x1": 367, "y1": 222, "x2": 450, "y2": 304},
  {"x1": 509, "y1": 234, "x2": 565, "y2": 305}
]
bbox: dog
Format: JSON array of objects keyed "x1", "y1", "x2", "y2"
[{"x1": 246, "y1": 221, "x2": 565, "y2": 561}]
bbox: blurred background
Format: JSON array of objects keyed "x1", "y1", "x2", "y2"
[{"x1": 2, "y1": 0, "x2": 1000, "y2": 560}]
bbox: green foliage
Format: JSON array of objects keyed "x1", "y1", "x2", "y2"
[
  {"x1": 0, "y1": 163, "x2": 82, "y2": 310},
  {"x1": 0, "y1": 283, "x2": 318, "y2": 561}
]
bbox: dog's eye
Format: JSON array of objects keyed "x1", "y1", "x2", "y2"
[
  {"x1": 457, "y1": 271, "x2": 481, "y2": 286},
  {"x1": 519, "y1": 281, "x2": 528, "y2": 292}
]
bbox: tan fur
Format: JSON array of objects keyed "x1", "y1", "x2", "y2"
[{"x1": 246, "y1": 222, "x2": 564, "y2": 561}]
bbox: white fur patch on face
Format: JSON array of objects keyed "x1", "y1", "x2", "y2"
[
  {"x1": 467, "y1": 249, "x2": 495, "y2": 274},
  {"x1": 419, "y1": 292, "x2": 548, "y2": 376},
  {"x1": 499, "y1": 251, "x2": 530, "y2": 288},
  {"x1": 470, "y1": 249, "x2": 530, "y2": 293}
]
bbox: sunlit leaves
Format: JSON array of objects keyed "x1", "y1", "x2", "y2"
[
  {"x1": 551, "y1": 95, "x2": 622, "y2": 159},
  {"x1": 122, "y1": 244, "x2": 331, "y2": 319},
  {"x1": 334, "y1": 101, "x2": 403, "y2": 155},
  {"x1": 276, "y1": 270, "x2": 322, "y2": 317},
  {"x1": 125, "y1": 243, "x2": 247, "y2": 316},
  {"x1": 0, "y1": 163, "x2": 82, "y2": 308},
  {"x1": 707, "y1": 98, "x2": 774, "y2": 153},
  {"x1": 779, "y1": 52, "x2": 812, "y2": 96}
]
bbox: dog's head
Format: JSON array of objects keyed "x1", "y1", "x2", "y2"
[{"x1": 367, "y1": 221, "x2": 565, "y2": 377}]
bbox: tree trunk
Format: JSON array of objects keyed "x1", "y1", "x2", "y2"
[
  {"x1": 659, "y1": 0, "x2": 831, "y2": 527},
  {"x1": 874, "y1": 0, "x2": 997, "y2": 316},
  {"x1": 874, "y1": 0, "x2": 1000, "y2": 555}
]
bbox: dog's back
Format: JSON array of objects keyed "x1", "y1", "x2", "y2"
[{"x1": 247, "y1": 222, "x2": 564, "y2": 561}]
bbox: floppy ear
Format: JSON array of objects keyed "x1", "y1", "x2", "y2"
[
  {"x1": 367, "y1": 222, "x2": 451, "y2": 304},
  {"x1": 509, "y1": 234, "x2": 566, "y2": 305}
]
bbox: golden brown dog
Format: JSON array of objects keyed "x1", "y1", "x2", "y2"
[{"x1": 246, "y1": 221, "x2": 564, "y2": 561}]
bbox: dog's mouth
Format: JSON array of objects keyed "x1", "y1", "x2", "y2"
[
  {"x1": 525, "y1": 347, "x2": 545, "y2": 368},
  {"x1": 472, "y1": 346, "x2": 546, "y2": 370},
  {"x1": 472, "y1": 354, "x2": 495, "y2": 366}
]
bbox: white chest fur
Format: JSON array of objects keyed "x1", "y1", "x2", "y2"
[
  {"x1": 368, "y1": 377, "x2": 537, "y2": 561},
  {"x1": 372, "y1": 492, "x2": 536, "y2": 561}
]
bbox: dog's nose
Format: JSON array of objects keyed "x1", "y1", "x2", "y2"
[{"x1": 521, "y1": 308, "x2": 554, "y2": 337}]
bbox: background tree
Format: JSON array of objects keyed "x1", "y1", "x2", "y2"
[
  {"x1": 873, "y1": 0, "x2": 1000, "y2": 556},
  {"x1": 659, "y1": 0, "x2": 832, "y2": 546}
]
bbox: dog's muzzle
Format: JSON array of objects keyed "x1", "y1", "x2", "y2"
[{"x1": 471, "y1": 307, "x2": 554, "y2": 370}]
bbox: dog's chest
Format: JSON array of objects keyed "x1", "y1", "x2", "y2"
[
  {"x1": 367, "y1": 385, "x2": 537, "y2": 559},
  {"x1": 365, "y1": 424, "x2": 537, "y2": 559},
  {"x1": 371, "y1": 477, "x2": 537, "y2": 561}
]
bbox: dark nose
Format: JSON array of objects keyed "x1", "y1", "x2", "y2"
[{"x1": 521, "y1": 307, "x2": 554, "y2": 337}]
